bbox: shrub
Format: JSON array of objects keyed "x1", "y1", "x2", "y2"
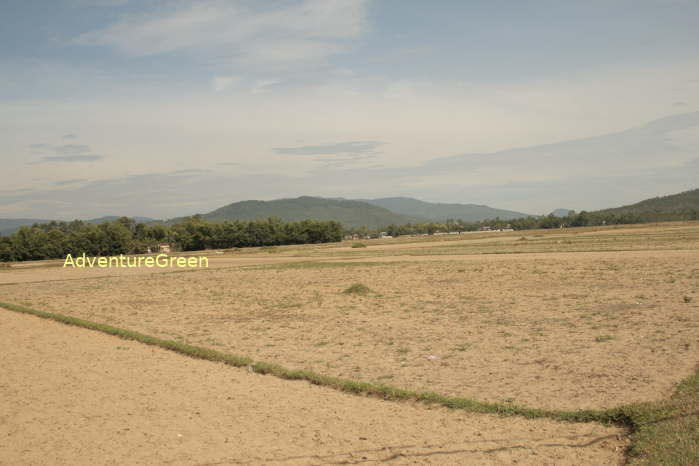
[{"x1": 343, "y1": 283, "x2": 372, "y2": 295}]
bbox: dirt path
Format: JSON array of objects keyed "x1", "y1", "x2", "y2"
[{"x1": 0, "y1": 310, "x2": 626, "y2": 465}]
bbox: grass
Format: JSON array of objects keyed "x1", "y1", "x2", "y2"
[
  {"x1": 625, "y1": 373, "x2": 699, "y2": 465},
  {"x1": 595, "y1": 335, "x2": 616, "y2": 343},
  {"x1": 351, "y1": 242, "x2": 367, "y2": 248},
  {"x1": 2, "y1": 300, "x2": 699, "y2": 464},
  {"x1": 343, "y1": 283, "x2": 372, "y2": 295}
]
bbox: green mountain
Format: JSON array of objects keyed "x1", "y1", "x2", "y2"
[
  {"x1": 362, "y1": 197, "x2": 532, "y2": 222},
  {"x1": 596, "y1": 188, "x2": 699, "y2": 215},
  {"x1": 196, "y1": 196, "x2": 425, "y2": 229}
]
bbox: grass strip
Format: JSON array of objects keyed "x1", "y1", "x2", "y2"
[
  {"x1": 0, "y1": 300, "x2": 628, "y2": 427},
  {"x1": 13, "y1": 301, "x2": 699, "y2": 462},
  {"x1": 0, "y1": 301, "x2": 253, "y2": 368},
  {"x1": 14, "y1": 299, "x2": 699, "y2": 464}
]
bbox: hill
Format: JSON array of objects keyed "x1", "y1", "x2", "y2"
[
  {"x1": 0, "y1": 216, "x2": 155, "y2": 236},
  {"x1": 550, "y1": 209, "x2": 574, "y2": 217},
  {"x1": 362, "y1": 197, "x2": 532, "y2": 222},
  {"x1": 86, "y1": 216, "x2": 155, "y2": 224},
  {"x1": 596, "y1": 188, "x2": 699, "y2": 215},
  {"x1": 196, "y1": 196, "x2": 425, "y2": 229},
  {"x1": 0, "y1": 218, "x2": 53, "y2": 236}
]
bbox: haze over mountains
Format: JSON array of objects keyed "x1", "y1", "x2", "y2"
[
  {"x1": 0, "y1": 216, "x2": 155, "y2": 236},
  {"x1": 0, "y1": 196, "x2": 533, "y2": 233},
  {"x1": 3, "y1": 111, "x2": 698, "y2": 221},
  {"x1": 190, "y1": 197, "x2": 425, "y2": 229},
  {"x1": 597, "y1": 188, "x2": 699, "y2": 216},
  {"x1": 361, "y1": 198, "x2": 531, "y2": 223},
  {"x1": 2, "y1": 188, "x2": 698, "y2": 235}
]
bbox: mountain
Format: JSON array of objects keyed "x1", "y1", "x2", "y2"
[
  {"x1": 86, "y1": 216, "x2": 155, "y2": 224},
  {"x1": 595, "y1": 188, "x2": 699, "y2": 215},
  {"x1": 550, "y1": 209, "x2": 574, "y2": 217},
  {"x1": 0, "y1": 218, "x2": 53, "y2": 236},
  {"x1": 0, "y1": 216, "x2": 155, "y2": 236},
  {"x1": 361, "y1": 197, "x2": 532, "y2": 222},
  {"x1": 195, "y1": 196, "x2": 425, "y2": 229}
]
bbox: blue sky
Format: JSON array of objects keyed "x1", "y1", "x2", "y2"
[{"x1": 1, "y1": 0, "x2": 698, "y2": 219}]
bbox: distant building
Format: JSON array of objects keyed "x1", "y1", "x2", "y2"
[{"x1": 158, "y1": 243, "x2": 171, "y2": 253}]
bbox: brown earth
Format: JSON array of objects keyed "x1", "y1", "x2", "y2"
[
  {"x1": 0, "y1": 310, "x2": 627, "y2": 465},
  {"x1": 2, "y1": 245, "x2": 698, "y2": 410}
]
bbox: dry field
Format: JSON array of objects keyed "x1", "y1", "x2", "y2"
[
  {"x1": 1, "y1": 221, "x2": 698, "y2": 464},
  {"x1": 0, "y1": 310, "x2": 626, "y2": 465}
]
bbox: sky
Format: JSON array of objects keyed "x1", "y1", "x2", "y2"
[{"x1": 1, "y1": 0, "x2": 699, "y2": 219}]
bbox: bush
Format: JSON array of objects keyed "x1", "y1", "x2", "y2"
[{"x1": 343, "y1": 283, "x2": 372, "y2": 295}]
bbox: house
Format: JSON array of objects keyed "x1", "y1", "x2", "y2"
[{"x1": 158, "y1": 243, "x2": 171, "y2": 253}]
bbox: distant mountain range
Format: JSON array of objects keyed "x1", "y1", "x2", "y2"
[
  {"x1": 595, "y1": 188, "x2": 699, "y2": 216},
  {"x1": 361, "y1": 197, "x2": 532, "y2": 222},
  {"x1": 2, "y1": 188, "x2": 698, "y2": 234},
  {"x1": 550, "y1": 208, "x2": 574, "y2": 217},
  {"x1": 0, "y1": 216, "x2": 155, "y2": 236},
  {"x1": 0, "y1": 218, "x2": 53, "y2": 236},
  {"x1": 178, "y1": 196, "x2": 425, "y2": 229},
  {"x1": 163, "y1": 196, "x2": 533, "y2": 228}
]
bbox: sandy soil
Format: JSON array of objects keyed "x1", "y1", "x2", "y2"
[
  {"x1": 3, "y1": 247, "x2": 698, "y2": 410},
  {"x1": 0, "y1": 310, "x2": 627, "y2": 465}
]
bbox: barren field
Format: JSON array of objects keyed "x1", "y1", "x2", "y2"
[
  {"x1": 2, "y1": 222, "x2": 699, "y2": 464},
  {"x1": 0, "y1": 309, "x2": 627, "y2": 465},
  {"x1": 2, "y1": 223, "x2": 698, "y2": 411}
]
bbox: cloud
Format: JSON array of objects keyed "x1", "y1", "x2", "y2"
[
  {"x1": 273, "y1": 140, "x2": 384, "y2": 156},
  {"x1": 27, "y1": 140, "x2": 104, "y2": 164},
  {"x1": 62, "y1": 133, "x2": 78, "y2": 140},
  {"x1": 3, "y1": 111, "x2": 699, "y2": 219},
  {"x1": 35, "y1": 155, "x2": 103, "y2": 163},
  {"x1": 53, "y1": 144, "x2": 91, "y2": 155},
  {"x1": 169, "y1": 168, "x2": 212, "y2": 175},
  {"x1": 53, "y1": 178, "x2": 87, "y2": 186},
  {"x1": 211, "y1": 75, "x2": 238, "y2": 92},
  {"x1": 250, "y1": 78, "x2": 281, "y2": 94},
  {"x1": 74, "y1": 0, "x2": 369, "y2": 64}
]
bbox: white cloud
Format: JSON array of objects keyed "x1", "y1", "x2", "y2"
[
  {"x1": 211, "y1": 75, "x2": 238, "y2": 92},
  {"x1": 74, "y1": 0, "x2": 368, "y2": 64}
]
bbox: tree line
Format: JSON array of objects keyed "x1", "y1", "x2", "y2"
[
  {"x1": 347, "y1": 208, "x2": 699, "y2": 238},
  {"x1": 0, "y1": 216, "x2": 343, "y2": 262},
  {"x1": 2, "y1": 207, "x2": 697, "y2": 262}
]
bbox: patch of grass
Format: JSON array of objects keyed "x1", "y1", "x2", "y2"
[
  {"x1": 343, "y1": 283, "x2": 372, "y2": 296},
  {"x1": 351, "y1": 242, "x2": 367, "y2": 248},
  {"x1": 259, "y1": 245, "x2": 279, "y2": 253},
  {"x1": 595, "y1": 335, "x2": 616, "y2": 343},
  {"x1": 625, "y1": 372, "x2": 699, "y2": 465}
]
